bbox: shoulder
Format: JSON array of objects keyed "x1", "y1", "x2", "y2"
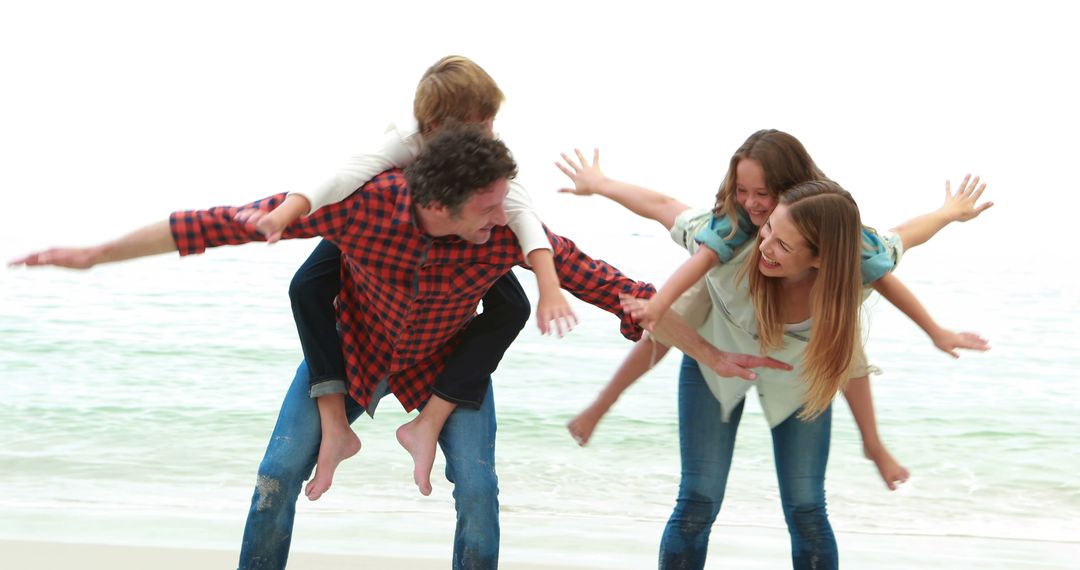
[
  {"x1": 364, "y1": 168, "x2": 407, "y2": 188},
  {"x1": 386, "y1": 118, "x2": 424, "y2": 157},
  {"x1": 670, "y1": 207, "x2": 713, "y2": 251},
  {"x1": 353, "y1": 168, "x2": 409, "y2": 206}
]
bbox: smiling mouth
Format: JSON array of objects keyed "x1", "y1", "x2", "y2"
[{"x1": 761, "y1": 252, "x2": 779, "y2": 268}]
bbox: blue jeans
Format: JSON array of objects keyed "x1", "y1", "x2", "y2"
[
  {"x1": 659, "y1": 355, "x2": 836, "y2": 570},
  {"x1": 238, "y1": 361, "x2": 500, "y2": 570}
]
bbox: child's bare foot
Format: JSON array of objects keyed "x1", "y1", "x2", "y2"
[
  {"x1": 304, "y1": 427, "x2": 361, "y2": 501},
  {"x1": 567, "y1": 408, "x2": 602, "y2": 446},
  {"x1": 396, "y1": 417, "x2": 438, "y2": 496},
  {"x1": 864, "y1": 444, "x2": 910, "y2": 491}
]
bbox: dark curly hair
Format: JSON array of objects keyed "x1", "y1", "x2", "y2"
[{"x1": 406, "y1": 124, "x2": 518, "y2": 215}]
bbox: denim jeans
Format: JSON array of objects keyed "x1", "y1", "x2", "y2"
[
  {"x1": 659, "y1": 355, "x2": 836, "y2": 570},
  {"x1": 238, "y1": 361, "x2": 500, "y2": 570},
  {"x1": 288, "y1": 239, "x2": 348, "y2": 396}
]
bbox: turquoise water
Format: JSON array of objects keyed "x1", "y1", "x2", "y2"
[{"x1": 2, "y1": 228, "x2": 1078, "y2": 567}]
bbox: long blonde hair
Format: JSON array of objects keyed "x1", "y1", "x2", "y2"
[{"x1": 743, "y1": 180, "x2": 863, "y2": 419}]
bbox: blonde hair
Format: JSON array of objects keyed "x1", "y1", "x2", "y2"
[
  {"x1": 414, "y1": 55, "x2": 504, "y2": 135},
  {"x1": 743, "y1": 180, "x2": 863, "y2": 419},
  {"x1": 713, "y1": 129, "x2": 829, "y2": 238}
]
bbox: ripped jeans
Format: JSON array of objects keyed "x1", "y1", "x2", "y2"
[
  {"x1": 238, "y1": 361, "x2": 500, "y2": 570},
  {"x1": 659, "y1": 355, "x2": 837, "y2": 570}
]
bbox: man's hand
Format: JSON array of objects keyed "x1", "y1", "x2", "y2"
[
  {"x1": 233, "y1": 193, "x2": 311, "y2": 244},
  {"x1": 233, "y1": 208, "x2": 285, "y2": 243},
  {"x1": 9, "y1": 246, "x2": 102, "y2": 269}
]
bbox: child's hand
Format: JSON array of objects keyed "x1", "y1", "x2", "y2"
[
  {"x1": 537, "y1": 292, "x2": 578, "y2": 337},
  {"x1": 940, "y1": 174, "x2": 993, "y2": 223},
  {"x1": 863, "y1": 442, "x2": 910, "y2": 491},
  {"x1": 567, "y1": 404, "x2": 605, "y2": 446},
  {"x1": 555, "y1": 148, "x2": 606, "y2": 196},
  {"x1": 931, "y1": 328, "x2": 990, "y2": 358},
  {"x1": 618, "y1": 294, "x2": 664, "y2": 332},
  {"x1": 233, "y1": 208, "x2": 287, "y2": 243}
]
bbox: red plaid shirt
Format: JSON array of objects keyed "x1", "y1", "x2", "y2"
[{"x1": 170, "y1": 169, "x2": 655, "y2": 411}]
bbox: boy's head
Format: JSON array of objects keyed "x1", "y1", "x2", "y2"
[{"x1": 414, "y1": 55, "x2": 504, "y2": 136}]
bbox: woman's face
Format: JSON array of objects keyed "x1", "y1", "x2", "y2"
[
  {"x1": 734, "y1": 158, "x2": 777, "y2": 226},
  {"x1": 757, "y1": 203, "x2": 820, "y2": 281}
]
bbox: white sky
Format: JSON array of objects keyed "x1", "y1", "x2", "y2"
[{"x1": 1, "y1": 0, "x2": 1077, "y2": 272}]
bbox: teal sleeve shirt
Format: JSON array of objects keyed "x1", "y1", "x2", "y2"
[
  {"x1": 692, "y1": 211, "x2": 756, "y2": 263},
  {"x1": 859, "y1": 228, "x2": 895, "y2": 285}
]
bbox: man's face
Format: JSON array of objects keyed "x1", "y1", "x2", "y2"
[{"x1": 449, "y1": 178, "x2": 510, "y2": 244}]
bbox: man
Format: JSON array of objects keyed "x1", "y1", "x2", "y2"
[{"x1": 11, "y1": 125, "x2": 785, "y2": 569}]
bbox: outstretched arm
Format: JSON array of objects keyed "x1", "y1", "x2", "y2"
[
  {"x1": 568, "y1": 337, "x2": 672, "y2": 446},
  {"x1": 621, "y1": 294, "x2": 792, "y2": 380},
  {"x1": 891, "y1": 174, "x2": 993, "y2": 251},
  {"x1": 555, "y1": 148, "x2": 690, "y2": 231},
  {"x1": 543, "y1": 228, "x2": 657, "y2": 341},
  {"x1": 9, "y1": 220, "x2": 177, "y2": 269},
  {"x1": 11, "y1": 189, "x2": 356, "y2": 270},
  {"x1": 235, "y1": 125, "x2": 419, "y2": 242},
  {"x1": 872, "y1": 272, "x2": 990, "y2": 358}
]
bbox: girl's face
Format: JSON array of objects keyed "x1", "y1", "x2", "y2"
[
  {"x1": 734, "y1": 158, "x2": 778, "y2": 226},
  {"x1": 757, "y1": 203, "x2": 820, "y2": 281}
]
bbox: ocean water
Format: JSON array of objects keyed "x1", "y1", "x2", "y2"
[
  {"x1": 2, "y1": 224, "x2": 1078, "y2": 568},
  {"x1": 2, "y1": 2, "x2": 1079, "y2": 567}
]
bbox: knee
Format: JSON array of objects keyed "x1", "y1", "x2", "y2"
[
  {"x1": 253, "y1": 447, "x2": 311, "y2": 508},
  {"x1": 250, "y1": 472, "x2": 292, "y2": 513},
  {"x1": 785, "y1": 500, "x2": 831, "y2": 538},
  {"x1": 497, "y1": 288, "x2": 530, "y2": 332},
  {"x1": 671, "y1": 488, "x2": 724, "y2": 529},
  {"x1": 449, "y1": 461, "x2": 500, "y2": 513},
  {"x1": 289, "y1": 271, "x2": 323, "y2": 307}
]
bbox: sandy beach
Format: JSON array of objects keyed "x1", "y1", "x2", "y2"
[
  {"x1": 3, "y1": 540, "x2": 597, "y2": 570},
  {"x1": 0, "y1": 540, "x2": 597, "y2": 570},
  {"x1": 4, "y1": 528, "x2": 1077, "y2": 569}
]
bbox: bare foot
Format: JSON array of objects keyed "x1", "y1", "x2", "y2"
[
  {"x1": 304, "y1": 427, "x2": 361, "y2": 501},
  {"x1": 396, "y1": 417, "x2": 437, "y2": 496},
  {"x1": 865, "y1": 444, "x2": 910, "y2": 491},
  {"x1": 567, "y1": 411, "x2": 600, "y2": 446}
]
